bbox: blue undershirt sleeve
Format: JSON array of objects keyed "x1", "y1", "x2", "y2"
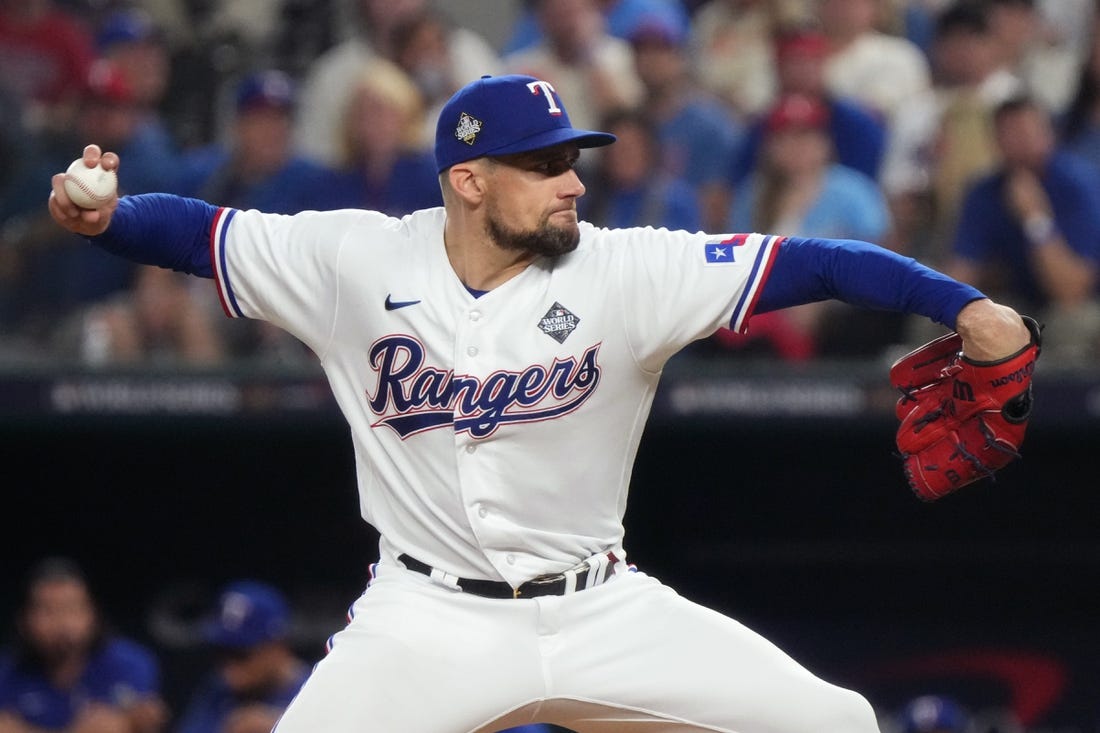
[
  {"x1": 755, "y1": 236, "x2": 986, "y2": 330},
  {"x1": 87, "y1": 193, "x2": 218, "y2": 278}
]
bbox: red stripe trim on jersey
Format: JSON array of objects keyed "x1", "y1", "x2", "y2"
[
  {"x1": 209, "y1": 207, "x2": 244, "y2": 318},
  {"x1": 731, "y1": 235, "x2": 785, "y2": 333},
  {"x1": 209, "y1": 207, "x2": 230, "y2": 316},
  {"x1": 720, "y1": 233, "x2": 750, "y2": 247},
  {"x1": 741, "y1": 235, "x2": 784, "y2": 322}
]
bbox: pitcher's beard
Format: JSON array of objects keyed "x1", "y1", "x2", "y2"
[{"x1": 486, "y1": 204, "x2": 580, "y2": 258}]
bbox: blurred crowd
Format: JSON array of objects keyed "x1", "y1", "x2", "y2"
[{"x1": 2, "y1": 0, "x2": 1100, "y2": 369}]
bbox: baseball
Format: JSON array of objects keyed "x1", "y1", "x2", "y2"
[{"x1": 64, "y1": 158, "x2": 118, "y2": 209}]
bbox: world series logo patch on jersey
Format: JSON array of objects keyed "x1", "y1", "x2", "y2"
[
  {"x1": 704, "y1": 234, "x2": 749, "y2": 266},
  {"x1": 455, "y1": 112, "x2": 483, "y2": 145},
  {"x1": 538, "y1": 302, "x2": 579, "y2": 343}
]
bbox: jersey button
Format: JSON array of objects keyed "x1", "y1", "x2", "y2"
[
  {"x1": 478, "y1": 506, "x2": 488, "y2": 518},
  {"x1": 466, "y1": 346, "x2": 478, "y2": 357},
  {"x1": 469, "y1": 310, "x2": 481, "y2": 322},
  {"x1": 506, "y1": 554, "x2": 516, "y2": 565},
  {"x1": 465, "y1": 444, "x2": 477, "y2": 454}
]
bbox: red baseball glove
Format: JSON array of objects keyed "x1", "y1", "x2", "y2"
[{"x1": 889, "y1": 316, "x2": 1042, "y2": 501}]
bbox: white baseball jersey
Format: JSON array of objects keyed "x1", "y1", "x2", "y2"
[{"x1": 211, "y1": 206, "x2": 779, "y2": 586}]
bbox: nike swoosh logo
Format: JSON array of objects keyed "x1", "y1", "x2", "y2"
[{"x1": 385, "y1": 295, "x2": 422, "y2": 311}]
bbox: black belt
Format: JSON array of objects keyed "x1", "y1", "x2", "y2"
[{"x1": 398, "y1": 552, "x2": 619, "y2": 599}]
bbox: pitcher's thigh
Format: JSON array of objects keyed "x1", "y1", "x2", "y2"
[
  {"x1": 274, "y1": 576, "x2": 546, "y2": 733},
  {"x1": 556, "y1": 575, "x2": 880, "y2": 733}
]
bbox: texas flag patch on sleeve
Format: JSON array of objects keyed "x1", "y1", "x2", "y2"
[
  {"x1": 703, "y1": 233, "x2": 749, "y2": 265},
  {"x1": 708, "y1": 232, "x2": 784, "y2": 333}
]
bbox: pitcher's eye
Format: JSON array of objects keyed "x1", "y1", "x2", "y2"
[{"x1": 537, "y1": 156, "x2": 578, "y2": 176}]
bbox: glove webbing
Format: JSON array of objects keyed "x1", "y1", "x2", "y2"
[{"x1": 944, "y1": 417, "x2": 1022, "y2": 482}]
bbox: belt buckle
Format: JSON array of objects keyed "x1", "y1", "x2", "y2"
[
  {"x1": 514, "y1": 575, "x2": 556, "y2": 598},
  {"x1": 515, "y1": 558, "x2": 596, "y2": 599},
  {"x1": 515, "y1": 569, "x2": 571, "y2": 598}
]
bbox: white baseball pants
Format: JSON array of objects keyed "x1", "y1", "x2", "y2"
[{"x1": 273, "y1": 563, "x2": 880, "y2": 732}]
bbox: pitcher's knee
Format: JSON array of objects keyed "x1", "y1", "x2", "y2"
[
  {"x1": 765, "y1": 683, "x2": 880, "y2": 733},
  {"x1": 820, "y1": 688, "x2": 880, "y2": 733}
]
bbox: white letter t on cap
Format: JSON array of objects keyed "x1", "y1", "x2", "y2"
[{"x1": 526, "y1": 80, "x2": 562, "y2": 116}]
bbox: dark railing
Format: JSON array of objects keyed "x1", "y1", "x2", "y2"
[{"x1": 2, "y1": 354, "x2": 1096, "y2": 428}]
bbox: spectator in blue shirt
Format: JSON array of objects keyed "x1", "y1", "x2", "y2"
[
  {"x1": 946, "y1": 94, "x2": 1100, "y2": 364},
  {"x1": 728, "y1": 26, "x2": 887, "y2": 188},
  {"x1": 175, "y1": 581, "x2": 310, "y2": 733},
  {"x1": 172, "y1": 70, "x2": 340, "y2": 215},
  {"x1": 579, "y1": 108, "x2": 701, "y2": 232},
  {"x1": 0, "y1": 557, "x2": 166, "y2": 733},
  {"x1": 626, "y1": 11, "x2": 743, "y2": 232},
  {"x1": 729, "y1": 94, "x2": 889, "y2": 243},
  {"x1": 169, "y1": 69, "x2": 344, "y2": 364}
]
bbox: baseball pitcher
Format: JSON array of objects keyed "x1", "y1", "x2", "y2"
[{"x1": 48, "y1": 75, "x2": 1038, "y2": 732}]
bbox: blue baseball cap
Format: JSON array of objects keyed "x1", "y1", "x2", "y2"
[
  {"x1": 202, "y1": 580, "x2": 289, "y2": 649},
  {"x1": 434, "y1": 74, "x2": 616, "y2": 173},
  {"x1": 900, "y1": 695, "x2": 968, "y2": 733},
  {"x1": 627, "y1": 12, "x2": 689, "y2": 47},
  {"x1": 235, "y1": 70, "x2": 296, "y2": 113},
  {"x1": 96, "y1": 9, "x2": 161, "y2": 51}
]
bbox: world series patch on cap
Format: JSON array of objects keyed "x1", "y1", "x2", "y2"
[{"x1": 434, "y1": 74, "x2": 617, "y2": 173}]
